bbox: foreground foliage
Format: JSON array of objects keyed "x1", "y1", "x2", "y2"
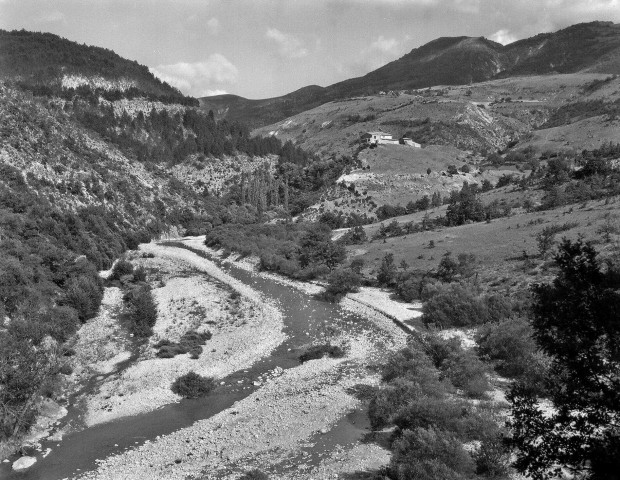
[
  {"x1": 509, "y1": 239, "x2": 620, "y2": 479},
  {"x1": 369, "y1": 334, "x2": 505, "y2": 479}
]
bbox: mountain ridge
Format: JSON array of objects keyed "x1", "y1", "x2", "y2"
[{"x1": 201, "y1": 21, "x2": 620, "y2": 128}]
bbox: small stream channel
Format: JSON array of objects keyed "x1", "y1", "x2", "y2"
[{"x1": 2, "y1": 243, "x2": 388, "y2": 480}]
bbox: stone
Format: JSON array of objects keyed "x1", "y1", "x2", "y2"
[{"x1": 12, "y1": 456, "x2": 37, "y2": 470}]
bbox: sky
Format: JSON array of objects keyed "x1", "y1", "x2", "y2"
[{"x1": 1, "y1": 0, "x2": 620, "y2": 99}]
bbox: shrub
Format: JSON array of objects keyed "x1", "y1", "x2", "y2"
[
  {"x1": 476, "y1": 318, "x2": 549, "y2": 394},
  {"x1": 440, "y1": 349, "x2": 490, "y2": 398},
  {"x1": 170, "y1": 371, "x2": 216, "y2": 398},
  {"x1": 155, "y1": 330, "x2": 212, "y2": 359},
  {"x1": 322, "y1": 267, "x2": 361, "y2": 302},
  {"x1": 109, "y1": 258, "x2": 134, "y2": 280},
  {"x1": 390, "y1": 427, "x2": 475, "y2": 480},
  {"x1": 377, "y1": 253, "x2": 397, "y2": 286},
  {"x1": 392, "y1": 396, "x2": 467, "y2": 435},
  {"x1": 474, "y1": 436, "x2": 511, "y2": 478},
  {"x1": 125, "y1": 285, "x2": 157, "y2": 337},
  {"x1": 368, "y1": 378, "x2": 444, "y2": 430},
  {"x1": 133, "y1": 265, "x2": 147, "y2": 282},
  {"x1": 425, "y1": 335, "x2": 490, "y2": 398},
  {"x1": 436, "y1": 252, "x2": 477, "y2": 282},
  {"x1": 63, "y1": 275, "x2": 104, "y2": 321},
  {"x1": 394, "y1": 272, "x2": 424, "y2": 302},
  {"x1": 39, "y1": 306, "x2": 80, "y2": 343},
  {"x1": 339, "y1": 225, "x2": 367, "y2": 245},
  {"x1": 299, "y1": 344, "x2": 345, "y2": 363},
  {"x1": 238, "y1": 469, "x2": 269, "y2": 480},
  {"x1": 423, "y1": 283, "x2": 489, "y2": 328}
]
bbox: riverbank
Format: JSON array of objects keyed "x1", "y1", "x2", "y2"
[{"x1": 179, "y1": 236, "x2": 424, "y2": 334}]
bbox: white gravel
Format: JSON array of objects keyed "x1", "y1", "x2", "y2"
[{"x1": 77, "y1": 332, "x2": 386, "y2": 480}]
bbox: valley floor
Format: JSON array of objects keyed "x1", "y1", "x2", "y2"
[
  {"x1": 74, "y1": 238, "x2": 409, "y2": 480},
  {"x1": 5, "y1": 236, "x2": 425, "y2": 479}
]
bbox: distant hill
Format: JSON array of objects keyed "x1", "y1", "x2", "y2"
[
  {"x1": 0, "y1": 29, "x2": 195, "y2": 104},
  {"x1": 202, "y1": 21, "x2": 620, "y2": 128}
]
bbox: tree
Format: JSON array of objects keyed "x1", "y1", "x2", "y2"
[
  {"x1": 445, "y1": 183, "x2": 485, "y2": 226},
  {"x1": 508, "y1": 239, "x2": 620, "y2": 480},
  {"x1": 299, "y1": 229, "x2": 345, "y2": 270},
  {"x1": 535, "y1": 227, "x2": 557, "y2": 257},
  {"x1": 377, "y1": 253, "x2": 397, "y2": 287},
  {"x1": 0, "y1": 335, "x2": 61, "y2": 438}
]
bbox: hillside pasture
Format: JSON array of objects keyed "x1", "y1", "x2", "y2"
[{"x1": 346, "y1": 196, "x2": 620, "y2": 295}]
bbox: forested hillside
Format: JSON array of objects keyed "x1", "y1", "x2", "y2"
[
  {"x1": 0, "y1": 32, "x2": 345, "y2": 445},
  {"x1": 0, "y1": 29, "x2": 195, "y2": 105}
]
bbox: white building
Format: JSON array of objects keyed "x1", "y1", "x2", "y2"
[{"x1": 361, "y1": 131, "x2": 399, "y2": 146}]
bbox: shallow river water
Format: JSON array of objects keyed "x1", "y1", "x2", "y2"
[{"x1": 2, "y1": 243, "x2": 384, "y2": 480}]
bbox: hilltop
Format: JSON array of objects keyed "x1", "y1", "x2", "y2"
[
  {"x1": 202, "y1": 21, "x2": 620, "y2": 128},
  {"x1": 0, "y1": 29, "x2": 195, "y2": 105}
]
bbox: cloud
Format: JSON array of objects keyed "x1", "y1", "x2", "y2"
[
  {"x1": 344, "y1": 35, "x2": 408, "y2": 75},
  {"x1": 206, "y1": 17, "x2": 219, "y2": 35},
  {"x1": 150, "y1": 54, "x2": 238, "y2": 97},
  {"x1": 36, "y1": 10, "x2": 65, "y2": 24},
  {"x1": 202, "y1": 89, "x2": 228, "y2": 96},
  {"x1": 265, "y1": 28, "x2": 308, "y2": 59},
  {"x1": 489, "y1": 29, "x2": 517, "y2": 45},
  {"x1": 368, "y1": 35, "x2": 401, "y2": 55}
]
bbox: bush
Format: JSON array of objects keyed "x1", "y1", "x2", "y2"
[
  {"x1": 474, "y1": 436, "x2": 511, "y2": 478},
  {"x1": 425, "y1": 335, "x2": 490, "y2": 398},
  {"x1": 125, "y1": 285, "x2": 157, "y2": 337},
  {"x1": 109, "y1": 258, "x2": 134, "y2": 281},
  {"x1": 368, "y1": 378, "x2": 443, "y2": 430},
  {"x1": 476, "y1": 318, "x2": 548, "y2": 394},
  {"x1": 322, "y1": 267, "x2": 361, "y2": 302},
  {"x1": 423, "y1": 283, "x2": 489, "y2": 328},
  {"x1": 39, "y1": 306, "x2": 80, "y2": 343},
  {"x1": 339, "y1": 225, "x2": 367, "y2": 245},
  {"x1": 170, "y1": 371, "x2": 216, "y2": 398},
  {"x1": 155, "y1": 330, "x2": 212, "y2": 359},
  {"x1": 63, "y1": 275, "x2": 104, "y2": 321},
  {"x1": 390, "y1": 427, "x2": 475, "y2": 480},
  {"x1": 440, "y1": 349, "x2": 490, "y2": 398},
  {"x1": 299, "y1": 344, "x2": 345, "y2": 363},
  {"x1": 133, "y1": 265, "x2": 147, "y2": 282},
  {"x1": 238, "y1": 469, "x2": 269, "y2": 480}
]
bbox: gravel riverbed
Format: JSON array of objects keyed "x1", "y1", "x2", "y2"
[{"x1": 65, "y1": 237, "x2": 410, "y2": 479}]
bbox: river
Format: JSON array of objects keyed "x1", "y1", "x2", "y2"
[{"x1": 1, "y1": 242, "x2": 392, "y2": 480}]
